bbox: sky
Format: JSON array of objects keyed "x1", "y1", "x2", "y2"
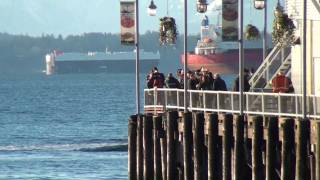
[{"x1": 0, "y1": 0, "x2": 279, "y2": 37}]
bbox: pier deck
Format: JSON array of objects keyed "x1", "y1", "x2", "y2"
[{"x1": 128, "y1": 88, "x2": 320, "y2": 180}]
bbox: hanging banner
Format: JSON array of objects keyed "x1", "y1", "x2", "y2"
[
  {"x1": 120, "y1": 0, "x2": 135, "y2": 45},
  {"x1": 222, "y1": 0, "x2": 238, "y2": 41}
]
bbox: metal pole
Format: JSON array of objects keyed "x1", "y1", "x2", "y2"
[
  {"x1": 264, "y1": 0, "x2": 268, "y2": 81},
  {"x1": 183, "y1": 0, "x2": 188, "y2": 112},
  {"x1": 302, "y1": 0, "x2": 307, "y2": 118},
  {"x1": 135, "y1": 0, "x2": 141, "y2": 114},
  {"x1": 239, "y1": 0, "x2": 244, "y2": 115}
]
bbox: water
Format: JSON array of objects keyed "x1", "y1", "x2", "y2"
[
  {"x1": 0, "y1": 73, "x2": 136, "y2": 179},
  {"x1": 0, "y1": 73, "x2": 236, "y2": 179}
]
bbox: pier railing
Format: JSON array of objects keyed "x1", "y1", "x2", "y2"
[{"x1": 144, "y1": 88, "x2": 320, "y2": 119}]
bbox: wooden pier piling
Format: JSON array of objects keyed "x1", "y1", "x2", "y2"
[
  {"x1": 315, "y1": 121, "x2": 320, "y2": 180},
  {"x1": 160, "y1": 115, "x2": 167, "y2": 180},
  {"x1": 265, "y1": 116, "x2": 279, "y2": 180},
  {"x1": 137, "y1": 115, "x2": 144, "y2": 180},
  {"x1": 143, "y1": 114, "x2": 153, "y2": 180},
  {"x1": 234, "y1": 114, "x2": 245, "y2": 180},
  {"x1": 206, "y1": 113, "x2": 219, "y2": 180},
  {"x1": 295, "y1": 118, "x2": 310, "y2": 180},
  {"x1": 222, "y1": 114, "x2": 233, "y2": 180},
  {"x1": 153, "y1": 115, "x2": 163, "y2": 180},
  {"x1": 251, "y1": 116, "x2": 264, "y2": 180},
  {"x1": 182, "y1": 112, "x2": 193, "y2": 180},
  {"x1": 129, "y1": 111, "x2": 319, "y2": 180},
  {"x1": 128, "y1": 115, "x2": 137, "y2": 180},
  {"x1": 280, "y1": 118, "x2": 295, "y2": 180},
  {"x1": 193, "y1": 112, "x2": 205, "y2": 180},
  {"x1": 167, "y1": 111, "x2": 178, "y2": 180}
]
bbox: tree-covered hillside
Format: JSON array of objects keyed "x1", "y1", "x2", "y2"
[{"x1": 0, "y1": 32, "x2": 199, "y2": 74}]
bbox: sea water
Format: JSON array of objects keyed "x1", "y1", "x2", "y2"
[{"x1": 0, "y1": 73, "x2": 235, "y2": 179}]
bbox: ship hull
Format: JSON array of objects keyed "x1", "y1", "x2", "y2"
[
  {"x1": 181, "y1": 49, "x2": 263, "y2": 74},
  {"x1": 55, "y1": 59, "x2": 158, "y2": 74}
]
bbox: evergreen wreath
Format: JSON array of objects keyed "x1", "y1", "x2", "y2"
[
  {"x1": 245, "y1": 24, "x2": 260, "y2": 40},
  {"x1": 272, "y1": 12, "x2": 295, "y2": 46},
  {"x1": 159, "y1": 17, "x2": 178, "y2": 45}
]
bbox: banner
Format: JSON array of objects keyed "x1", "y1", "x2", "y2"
[
  {"x1": 222, "y1": 0, "x2": 238, "y2": 41},
  {"x1": 120, "y1": 0, "x2": 135, "y2": 45}
]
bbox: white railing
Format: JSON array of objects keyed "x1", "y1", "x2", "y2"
[
  {"x1": 144, "y1": 88, "x2": 320, "y2": 119},
  {"x1": 249, "y1": 38, "x2": 291, "y2": 89}
]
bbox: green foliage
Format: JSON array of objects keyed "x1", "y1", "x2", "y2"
[
  {"x1": 272, "y1": 13, "x2": 295, "y2": 46},
  {"x1": 159, "y1": 17, "x2": 178, "y2": 45},
  {"x1": 245, "y1": 24, "x2": 260, "y2": 40},
  {"x1": 0, "y1": 32, "x2": 200, "y2": 73}
]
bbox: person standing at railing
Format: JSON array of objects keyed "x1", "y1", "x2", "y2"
[
  {"x1": 233, "y1": 68, "x2": 251, "y2": 92},
  {"x1": 165, "y1": 73, "x2": 180, "y2": 88},
  {"x1": 152, "y1": 67, "x2": 165, "y2": 88},
  {"x1": 146, "y1": 71, "x2": 154, "y2": 89},
  {"x1": 197, "y1": 68, "x2": 213, "y2": 90},
  {"x1": 188, "y1": 71, "x2": 199, "y2": 107},
  {"x1": 176, "y1": 69, "x2": 184, "y2": 89},
  {"x1": 213, "y1": 73, "x2": 227, "y2": 91},
  {"x1": 187, "y1": 71, "x2": 198, "y2": 90},
  {"x1": 272, "y1": 72, "x2": 288, "y2": 93},
  {"x1": 272, "y1": 71, "x2": 295, "y2": 113},
  {"x1": 232, "y1": 69, "x2": 250, "y2": 111},
  {"x1": 212, "y1": 73, "x2": 228, "y2": 109},
  {"x1": 196, "y1": 69, "x2": 213, "y2": 108},
  {"x1": 165, "y1": 73, "x2": 180, "y2": 105}
]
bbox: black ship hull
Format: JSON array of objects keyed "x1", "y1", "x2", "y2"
[{"x1": 54, "y1": 59, "x2": 159, "y2": 74}]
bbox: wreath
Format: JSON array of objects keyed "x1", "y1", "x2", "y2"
[
  {"x1": 245, "y1": 24, "x2": 260, "y2": 40},
  {"x1": 272, "y1": 11, "x2": 295, "y2": 46},
  {"x1": 159, "y1": 17, "x2": 178, "y2": 45}
]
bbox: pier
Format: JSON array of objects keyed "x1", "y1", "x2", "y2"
[{"x1": 128, "y1": 88, "x2": 320, "y2": 180}]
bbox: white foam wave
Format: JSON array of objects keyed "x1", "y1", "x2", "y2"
[{"x1": 0, "y1": 143, "x2": 128, "y2": 152}]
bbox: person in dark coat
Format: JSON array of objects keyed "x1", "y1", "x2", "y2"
[
  {"x1": 146, "y1": 71, "x2": 154, "y2": 88},
  {"x1": 165, "y1": 73, "x2": 180, "y2": 88},
  {"x1": 188, "y1": 72, "x2": 200, "y2": 107},
  {"x1": 187, "y1": 72, "x2": 198, "y2": 90},
  {"x1": 176, "y1": 69, "x2": 184, "y2": 89},
  {"x1": 152, "y1": 67, "x2": 165, "y2": 88},
  {"x1": 213, "y1": 73, "x2": 227, "y2": 91},
  {"x1": 233, "y1": 69, "x2": 251, "y2": 92},
  {"x1": 207, "y1": 72, "x2": 214, "y2": 89}
]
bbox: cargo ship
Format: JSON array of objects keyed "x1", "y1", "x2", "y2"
[
  {"x1": 45, "y1": 50, "x2": 160, "y2": 75},
  {"x1": 181, "y1": 16, "x2": 264, "y2": 75}
]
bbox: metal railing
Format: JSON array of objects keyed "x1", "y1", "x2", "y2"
[
  {"x1": 144, "y1": 88, "x2": 320, "y2": 119},
  {"x1": 249, "y1": 40, "x2": 291, "y2": 89}
]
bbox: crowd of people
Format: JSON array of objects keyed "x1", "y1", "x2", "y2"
[
  {"x1": 146, "y1": 66, "x2": 294, "y2": 93},
  {"x1": 147, "y1": 66, "x2": 232, "y2": 91}
]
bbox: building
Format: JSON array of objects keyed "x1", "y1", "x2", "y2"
[{"x1": 285, "y1": 0, "x2": 320, "y2": 95}]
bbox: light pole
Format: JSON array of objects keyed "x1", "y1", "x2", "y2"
[
  {"x1": 263, "y1": 0, "x2": 268, "y2": 81},
  {"x1": 302, "y1": 0, "x2": 307, "y2": 119},
  {"x1": 254, "y1": 0, "x2": 268, "y2": 80},
  {"x1": 239, "y1": 0, "x2": 244, "y2": 115},
  {"x1": 135, "y1": 0, "x2": 141, "y2": 114},
  {"x1": 183, "y1": 0, "x2": 188, "y2": 112}
]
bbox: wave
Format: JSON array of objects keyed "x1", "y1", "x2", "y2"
[
  {"x1": 0, "y1": 143, "x2": 128, "y2": 152},
  {"x1": 78, "y1": 144, "x2": 128, "y2": 152}
]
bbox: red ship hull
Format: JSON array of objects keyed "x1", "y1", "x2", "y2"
[{"x1": 181, "y1": 49, "x2": 263, "y2": 74}]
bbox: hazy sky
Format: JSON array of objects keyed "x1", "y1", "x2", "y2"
[{"x1": 0, "y1": 0, "x2": 279, "y2": 36}]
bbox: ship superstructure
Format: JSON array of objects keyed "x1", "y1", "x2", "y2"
[{"x1": 182, "y1": 15, "x2": 264, "y2": 74}]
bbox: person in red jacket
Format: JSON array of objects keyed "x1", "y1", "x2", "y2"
[
  {"x1": 272, "y1": 71, "x2": 292, "y2": 93},
  {"x1": 272, "y1": 71, "x2": 295, "y2": 113}
]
